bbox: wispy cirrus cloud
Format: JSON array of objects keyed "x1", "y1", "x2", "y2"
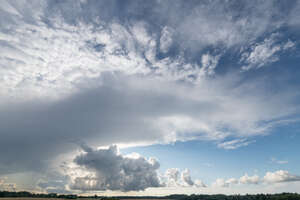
[{"x1": 217, "y1": 139, "x2": 255, "y2": 150}]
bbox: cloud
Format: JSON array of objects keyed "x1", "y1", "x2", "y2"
[
  {"x1": 181, "y1": 169, "x2": 195, "y2": 187},
  {"x1": 217, "y1": 139, "x2": 255, "y2": 150},
  {"x1": 69, "y1": 145, "x2": 161, "y2": 192},
  {"x1": 270, "y1": 157, "x2": 288, "y2": 165},
  {"x1": 200, "y1": 53, "x2": 220, "y2": 76},
  {"x1": 164, "y1": 168, "x2": 206, "y2": 188},
  {"x1": 0, "y1": 177, "x2": 16, "y2": 191},
  {"x1": 213, "y1": 174, "x2": 260, "y2": 188},
  {"x1": 164, "y1": 168, "x2": 180, "y2": 187},
  {"x1": 159, "y1": 26, "x2": 174, "y2": 53},
  {"x1": 212, "y1": 178, "x2": 229, "y2": 188},
  {"x1": 213, "y1": 171, "x2": 300, "y2": 188},
  {"x1": 212, "y1": 178, "x2": 238, "y2": 188},
  {"x1": 264, "y1": 170, "x2": 300, "y2": 183},
  {"x1": 241, "y1": 34, "x2": 296, "y2": 70},
  {"x1": 239, "y1": 174, "x2": 260, "y2": 185},
  {"x1": 0, "y1": 71, "x2": 299, "y2": 175}
]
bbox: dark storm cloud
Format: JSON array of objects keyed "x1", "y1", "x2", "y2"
[
  {"x1": 0, "y1": 72, "x2": 299, "y2": 175},
  {"x1": 0, "y1": 74, "x2": 216, "y2": 174}
]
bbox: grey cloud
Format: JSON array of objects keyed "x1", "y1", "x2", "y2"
[
  {"x1": 41, "y1": 0, "x2": 299, "y2": 53},
  {"x1": 181, "y1": 169, "x2": 194, "y2": 186},
  {"x1": 70, "y1": 145, "x2": 161, "y2": 191},
  {"x1": 0, "y1": 71, "x2": 299, "y2": 175}
]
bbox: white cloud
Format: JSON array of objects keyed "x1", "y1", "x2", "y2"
[
  {"x1": 270, "y1": 157, "x2": 288, "y2": 165},
  {"x1": 200, "y1": 53, "x2": 220, "y2": 76},
  {"x1": 160, "y1": 26, "x2": 174, "y2": 53},
  {"x1": 212, "y1": 178, "x2": 229, "y2": 188},
  {"x1": 239, "y1": 174, "x2": 260, "y2": 185},
  {"x1": 0, "y1": 177, "x2": 16, "y2": 191},
  {"x1": 241, "y1": 35, "x2": 296, "y2": 70},
  {"x1": 164, "y1": 168, "x2": 206, "y2": 188},
  {"x1": 283, "y1": 40, "x2": 296, "y2": 50},
  {"x1": 217, "y1": 139, "x2": 255, "y2": 150},
  {"x1": 212, "y1": 171, "x2": 300, "y2": 189},
  {"x1": 181, "y1": 169, "x2": 195, "y2": 187},
  {"x1": 264, "y1": 170, "x2": 300, "y2": 183},
  {"x1": 212, "y1": 178, "x2": 238, "y2": 188},
  {"x1": 165, "y1": 168, "x2": 180, "y2": 187}
]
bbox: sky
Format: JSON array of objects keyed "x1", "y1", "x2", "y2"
[{"x1": 0, "y1": 0, "x2": 300, "y2": 196}]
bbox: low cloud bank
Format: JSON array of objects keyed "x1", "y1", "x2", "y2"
[{"x1": 213, "y1": 170, "x2": 300, "y2": 187}]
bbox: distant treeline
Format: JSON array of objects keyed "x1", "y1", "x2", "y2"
[
  {"x1": 166, "y1": 194, "x2": 300, "y2": 200},
  {"x1": 0, "y1": 191, "x2": 77, "y2": 199},
  {"x1": 0, "y1": 191, "x2": 300, "y2": 200}
]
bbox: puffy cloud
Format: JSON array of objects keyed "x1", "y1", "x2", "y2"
[
  {"x1": 165, "y1": 168, "x2": 206, "y2": 188},
  {"x1": 264, "y1": 170, "x2": 300, "y2": 183},
  {"x1": 239, "y1": 174, "x2": 260, "y2": 185},
  {"x1": 212, "y1": 178, "x2": 238, "y2": 188},
  {"x1": 69, "y1": 145, "x2": 161, "y2": 192},
  {"x1": 181, "y1": 169, "x2": 195, "y2": 187},
  {"x1": 226, "y1": 178, "x2": 239, "y2": 185},
  {"x1": 165, "y1": 168, "x2": 180, "y2": 187},
  {"x1": 0, "y1": 177, "x2": 16, "y2": 191},
  {"x1": 194, "y1": 180, "x2": 207, "y2": 188},
  {"x1": 213, "y1": 171, "x2": 300, "y2": 188}
]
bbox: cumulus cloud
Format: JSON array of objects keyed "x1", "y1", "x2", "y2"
[
  {"x1": 164, "y1": 168, "x2": 206, "y2": 188},
  {"x1": 165, "y1": 168, "x2": 180, "y2": 187},
  {"x1": 214, "y1": 174, "x2": 259, "y2": 187},
  {"x1": 212, "y1": 178, "x2": 238, "y2": 188},
  {"x1": 239, "y1": 174, "x2": 260, "y2": 185},
  {"x1": 213, "y1": 171, "x2": 300, "y2": 188},
  {"x1": 0, "y1": 177, "x2": 16, "y2": 191},
  {"x1": 212, "y1": 178, "x2": 228, "y2": 188},
  {"x1": 264, "y1": 170, "x2": 300, "y2": 183},
  {"x1": 69, "y1": 145, "x2": 161, "y2": 192}
]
